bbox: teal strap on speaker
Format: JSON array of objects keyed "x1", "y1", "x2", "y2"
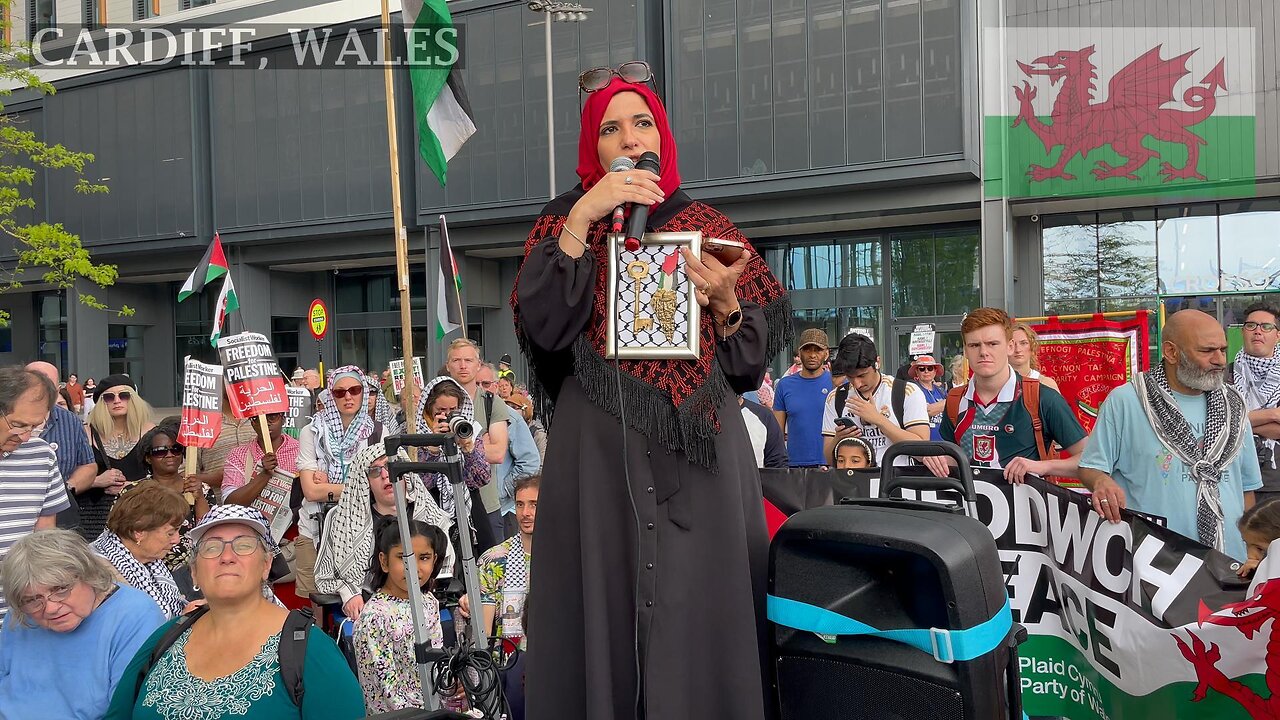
[{"x1": 766, "y1": 594, "x2": 1013, "y2": 664}]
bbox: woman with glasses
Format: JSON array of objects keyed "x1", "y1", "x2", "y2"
[
  {"x1": 296, "y1": 366, "x2": 386, "y2": 612},
  {"x1": 511, "y1": 64, "x2": 791, "y2": 720},
  {"x1": 0, "y1": 529, "x2": 165, "y2": 720},
  {"x1": 80, "y1": 375, "x2": 156, "y2": 543},
  {"x1": 91, "y1": 482, "x2": 192, "y2": 618},
  {"x1": 314, "y1": 442, "x2": 453, "y2": 619},
  {"x1": 113, "y1": 422, "x2": 211, "y2": 570},
  {"x1": 104, "y1": 505, "x2": 365, "y2": 719}
]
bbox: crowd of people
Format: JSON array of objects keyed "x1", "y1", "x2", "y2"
[
  {"x1": 0, "y1": 338, "x2": 544, "y2": 719},
  {"x1": 1, "y1": 60, "x2": 1278, "y2": 720}
]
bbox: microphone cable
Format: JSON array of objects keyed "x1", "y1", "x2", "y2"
[
  {"x1": 613, "y1": 356, "x2": 645, "y2": 720},
  {"x1": 429, "y1": 641, "x2": 512, "y2": 719}
]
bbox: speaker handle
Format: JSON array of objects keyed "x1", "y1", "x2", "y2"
[{"x1": 879, "y1": 441, "x2": 975, "y2": 505}]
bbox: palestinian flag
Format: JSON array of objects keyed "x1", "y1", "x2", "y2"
[
  {"x1": 435, "y1": 215, "x2": 462, "y2": 341},
  {"x1": 179, "y1": 233, "x2": 229, "y2": 301},
  {"x1": 406, "y1": 0, "x2": 476, "y2": 186},
  {"x1": 209, "y1": 274, "x2": 240, "y2": 346}
]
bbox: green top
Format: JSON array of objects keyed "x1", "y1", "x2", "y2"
[
  {"x1": 104, "y1": 615, "x2": 365, "y2": 720},
  {"x1": 940, "y1": 371, "x2": 1086, "y2": 468}
]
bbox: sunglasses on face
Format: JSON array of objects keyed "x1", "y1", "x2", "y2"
[
  {"x1": 331, "y1": 385, "x2": 364, "y2": 399},
  {"x1": 579, "y1": 61, "x2": 653, "y2": 93},
  {"x1": 148, "y1": 444, "x2": 185, "y2": 458},
  {"x1": 101, "y1": 391, "x2": 132, "y2": 403}
]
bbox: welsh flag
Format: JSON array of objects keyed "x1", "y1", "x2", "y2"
[
  {"x1": 209, "y1": 274, "x2": 239, "y2": 346},
  {"x1": 179, "y1": 233, "x2": 229, "y2": 301},
  {"x1": 435, "y1": 215, "x2": 463, "y2": 341},
  {"x1": 982, "y1": 27, "x2": 1255, "y2": 199},
  {"x1": 406, "y1": 0, "x2": 476, "y2": 186}
]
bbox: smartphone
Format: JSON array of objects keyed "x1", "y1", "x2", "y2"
[
  {"x1": 703, "y1": 238, "x2": 745, "y2": 264},
  {"x1": 834, "y1": 417, "x2": 856, "y2": 429}
]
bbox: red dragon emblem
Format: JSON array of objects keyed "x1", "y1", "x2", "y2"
[
  {"x1": 1172, "y1": 578, "x2": 1280, "y2": 718},
  {"x1": 1013, "y1": 45, "x2": 1227, "y2": 183}
]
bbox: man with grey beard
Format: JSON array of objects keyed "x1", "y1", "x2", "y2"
[{"x1": 1080, "y1": 310, "x2": 1261, "y2": 561}]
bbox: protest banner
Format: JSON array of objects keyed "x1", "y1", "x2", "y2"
[
  {"x1": 763, "y1": 467, "x2": 1270, "y2": 719},
  {"x1": 388, "y1": 356, "x2": 425, "y2": 396},
  {"x1": 284, "y1": 386, "x2": 311, "y2": 431},
  {"x1": 1028, "y1": 312, "x2": 1150, "y2": 435},
  {"x1": 177, "y1": 357, "x2": 223, "y2": 503},
  {"x1": 217, "y1": 331, "x2": 289, "y2": 453}
]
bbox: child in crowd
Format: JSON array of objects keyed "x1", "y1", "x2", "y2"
[
  {"x1": 1237, "y1": 499, "x2": 1280, "y2": 589},
  {"x1": 353, "y1": 517, "x2": 464, "y2": 713},
  {"x1": 833, "y1": 436, "x2": 877, "y2": 470}
]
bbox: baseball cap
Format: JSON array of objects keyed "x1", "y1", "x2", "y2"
[
  {"x1": 798, "y1": 328, "x2": 829, "y2": 350},
  {"x1": 186, "y1": 504, "x2": 277, "y2": 554}
]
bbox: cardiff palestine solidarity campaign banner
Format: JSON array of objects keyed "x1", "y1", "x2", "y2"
[
  {"x1": 1029, "y1": 313, "x2": 1151, "y2": 435},
  {"x1": 765, "y1": 469, "x2": 1280, "y2": 719}
]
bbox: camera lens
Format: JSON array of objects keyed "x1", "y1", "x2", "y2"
[{"x1": 446, "y1": 413, "x2": 475, "y2": 440}]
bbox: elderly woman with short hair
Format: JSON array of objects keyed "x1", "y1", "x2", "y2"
[
  {"x1": 105, "y1": 505, "x2": 364, "y2": 719},
  {"x1": 92, "y1": 482, "x2": 192, "y2": 618},
  {"x1": 0, "y1": 529, "x2": 165, "y2": 719}
]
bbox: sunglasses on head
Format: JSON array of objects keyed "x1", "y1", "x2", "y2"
[
  {"x1": 578, "y1": 61, "x2": 654, "y2": 101},
  {"x1": 148, "y1": 444, "x2": 184, "y2": 458},
  {"x1": 102, "y1": 391, "x2": 132, "y2": 403},
  {"x1": 331, "y1": 385, "x2": 364, "y2": 399}
]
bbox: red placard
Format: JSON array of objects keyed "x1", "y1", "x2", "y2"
[
  {"x1": 217, "y1": 332, "x2": 289, "y2": 418},
  {"x1": 177, "y1": 358, "x2": 224, "y2": 449}
]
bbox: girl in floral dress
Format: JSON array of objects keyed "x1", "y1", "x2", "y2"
[{"x1": 352, "y1": 516, "x2": 465, "y2": 713}]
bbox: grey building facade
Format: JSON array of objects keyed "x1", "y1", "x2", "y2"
[{"x1": 1, "y1": 0, "x2": 1275, "y2": 405}]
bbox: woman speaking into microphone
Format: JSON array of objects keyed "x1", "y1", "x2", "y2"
[{"x1": 511, "y1": 62, "x2": 791, "y2": 720}]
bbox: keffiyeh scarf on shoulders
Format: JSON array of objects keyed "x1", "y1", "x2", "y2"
[
  {"x1": 1133, "y1": 363, "x2": 1248, "y2": 552},
  {"x1": 312, "y1": 365, "x2": 377, "y2": 485},
  {"x1": 414, "y1": 376, "x2": 486, "y2": 515},
  {"x1": 315, "y1": 442, "x2": 455, "y2": 600},
  {"x1": 1235, "y1": 346, "x2": 1280, "y2": 470},
  {"x1": 365, "y1": 374, "x2": 402, "y2": 435},
  {"x1": 92, "y1": 530, "x2": 187, "y2": 618}
]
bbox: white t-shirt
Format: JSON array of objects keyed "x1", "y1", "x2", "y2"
[{"x1": 821, "y1": 375, "x2": 930, "y2": 465}]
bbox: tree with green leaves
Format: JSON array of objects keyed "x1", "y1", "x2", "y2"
[{"x1": 0, "y1": 16, "x2": 130, "y2": 324}]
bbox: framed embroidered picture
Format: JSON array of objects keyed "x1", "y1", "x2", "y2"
[{"x1": 606, "y1": 231, "x2": 702, "y2": 360}]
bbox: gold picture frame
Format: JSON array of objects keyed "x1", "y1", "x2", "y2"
[{"x1": 605, "y1": 231, "x2": 702, "y2": 360}]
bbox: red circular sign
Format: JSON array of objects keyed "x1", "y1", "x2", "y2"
[{"x1": 308, "y1": 299, "x2": 328, "y2": 340}]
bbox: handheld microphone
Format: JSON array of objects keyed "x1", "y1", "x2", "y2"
[
  {"x1": 624, "y1": 151, "x2": 660, "y2": 252},
  {"x1": 609, "y1": 157, "x2": 634, "y2": 236}
]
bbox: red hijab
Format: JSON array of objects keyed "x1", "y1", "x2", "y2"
[{"x1": 575, "y1": 78, "x2": 682, "y2": 201}]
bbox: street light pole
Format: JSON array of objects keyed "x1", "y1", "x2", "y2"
[{"x1": 527, "y1": 1, "x2": 593, "y2": 200}]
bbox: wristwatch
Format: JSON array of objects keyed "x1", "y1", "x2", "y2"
[{"x1": 716, "y1": 305, "x2": 742, "y2": 328}]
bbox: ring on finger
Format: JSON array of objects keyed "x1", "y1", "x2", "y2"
[
  {"x1": 625, "y1": 176, "x2": 633, "y2": 185},
  {"x1": 1099, "y1": 498, "x2": 1110, "y2": 504}
]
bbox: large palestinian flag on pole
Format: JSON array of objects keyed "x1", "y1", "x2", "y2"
[
  {"x1": 982, "y1": 27, "x2": 1255, "y2": 199},
  {"x1": 405, "y1": 0, "x2": 476, "y2": 186}
]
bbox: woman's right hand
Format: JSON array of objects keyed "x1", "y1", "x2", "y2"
[
  {"x1": 343, "y1": 595, "x2": 365, "y2": 618},
  {"x1": 92, "y1": 468, "x2": 123, "y2": 489},
  {"x1": 569, "y1": 169, "x2": 664, "y2": 225}
]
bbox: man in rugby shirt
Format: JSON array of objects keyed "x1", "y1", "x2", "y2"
[{"x1": 0, "y1": 366, "x2": 71, "y2": 618}]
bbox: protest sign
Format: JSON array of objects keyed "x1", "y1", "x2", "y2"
[
  {"x1": 285, "y1": 386, "x2": 311, "y2": 430},
  {"x1": 217, "y1": 332, "x2": 289, "y2": 454},
  {"x1": 907, "y1": 323, "x2": 936, "y2": 357},
  {"x1": 177, "y1": 358, "x2": 224, "y2": 449},
  {"x1": 764, "y1": 468, "x2": 1269, "y2": 719},
  {"x1": 389, "y1": 357, "x2": 425, "y2": 395}
]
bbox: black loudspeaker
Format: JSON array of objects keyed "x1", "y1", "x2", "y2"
[{"x1": 769, "y1": 441, "x2": 1023, "y2": 720}]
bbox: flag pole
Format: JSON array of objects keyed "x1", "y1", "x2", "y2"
[{"x1": 381, "y1": 0, "x2": 417, "y2": 434}]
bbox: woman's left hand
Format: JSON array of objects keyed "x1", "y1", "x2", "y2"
[{"x1": 682, "y1": 246, "x2": 751, "y2": 318}]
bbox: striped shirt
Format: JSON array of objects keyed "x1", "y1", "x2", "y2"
[
  {"x1": 0, "y1": 438, "x2": 71, "y2": 618},
  {"x1": 39, "y1": 405, "x2": 94, "y2": 529}
]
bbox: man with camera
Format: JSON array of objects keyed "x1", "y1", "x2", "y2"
[
  {"x1": 446, "y1": 339, "x2": 509, "y2": 553},
  {"x1": 1232, "y1": 301, "x2": 1280, "y2": 505}
]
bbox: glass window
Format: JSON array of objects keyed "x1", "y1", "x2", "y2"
[
  {"x1": 846, "y1": 0, "x2": 883, "y2": 164},
  {"x1": 272, "y1": 317, "x2": 300, "y2": 355},
  {"x1": 1097, "y1": 210, "x2": 1156, "y2": 298},
  {"x1": 108, "y1": 325, "x2": 146, "y2": 391},
  {"x1": 890, "y1": 232, "x2": 934, "y2": 316},
  {"x1": 28, "y1": 0, "x2": 54, "y2": 39},
  {"x1": 786, "y1": 240, "x2": 881, "y2": 291},
  {"x1": 889, "y1": 227, "x2": 980, "y2": 317},
  {"x1": 1218, "y1": 201, "x2": 1280, "y2": 292},
  {"x1": 1042, "y1": 213, "x2": 1099, "y2": 300},
  {"x1": 883, "y1": 0, "x2": 923, "y2": 159},
  {"x1": 1157, "y1": 204, "x2": 1219, "y2": 294}
]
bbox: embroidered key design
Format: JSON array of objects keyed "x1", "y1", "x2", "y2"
[{"x1": 627, "y1": 260, "x2": 654, "y2": 332}]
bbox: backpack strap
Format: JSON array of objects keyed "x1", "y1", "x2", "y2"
[
  {"x1": 483, "y1": 390, "x2": 496, "y2": 427},
  {"x1": 134, "y1": 605, "x2": 210, "y2": 699},
  {"x1": 278, "y1": 608, "x2": 314, "y2": 709},
  {"x1": 1022, "y1": 378, "x2": 1049, "y2": 462},
  {"x1": 945, "y1": 385, "x2": 967, "y2": 427},
  {"x1": 890, "y1": 377, "x2": 907, "y2": 428}
]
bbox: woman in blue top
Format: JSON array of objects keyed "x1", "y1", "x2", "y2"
[
  {"x1": 910, "y1": 355, "x2": 949, "y2": 441},
  {"x1": 0, "y1": 528, "x2": 166, "y2": 720},
  {"x1": 105, "y1": 505, "x2": 365, "y2": 719}
]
